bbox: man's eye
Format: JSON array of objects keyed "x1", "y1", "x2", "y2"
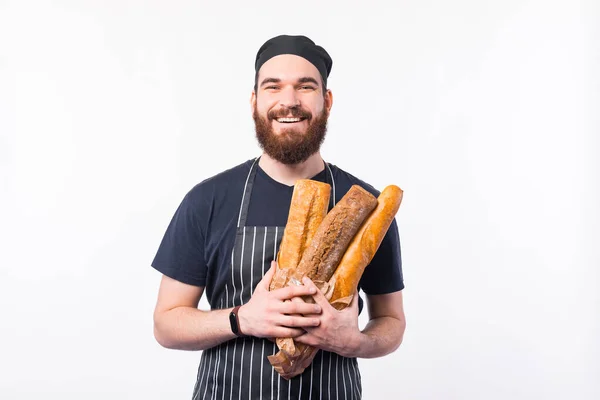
[
  {"x1": 300, "y1": 86, "x2": 315, "y2": 90},
  {"x1": 265, "y1": 86, "x2": 279, "y2": 90}
]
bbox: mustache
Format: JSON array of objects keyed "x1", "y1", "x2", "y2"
[{"x1": 268, "y1": 106, "x2": 312, "y2": 120}]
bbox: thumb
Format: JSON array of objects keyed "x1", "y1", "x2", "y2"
[
  {"x1": 350, "y1": 290, "x2": 360, "y2": 309},
  {"x1": 258, "y1": 260, "x2": 277, "y2": 291}
]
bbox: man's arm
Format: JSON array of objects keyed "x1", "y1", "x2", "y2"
[
  {"x1": 153, "y1": 275, "x2": 233, "y2": 351},
  {"x1": 350, "y1": 290, "x2": 406, "y2": 358},
  {"x1": 294, "y1": 277, "x2": 406, "y2": 358},
  {"x1": 153, "y1": 263, "x2": 323, "y2": 351}
]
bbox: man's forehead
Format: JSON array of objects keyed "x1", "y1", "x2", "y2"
[{"x1": 257, "y1": 54, "x2": 321, "y2": 82}]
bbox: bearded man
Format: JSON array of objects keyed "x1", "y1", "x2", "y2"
[{"x1": 151, "y1": 34, "x2": 406, "y2": 400}]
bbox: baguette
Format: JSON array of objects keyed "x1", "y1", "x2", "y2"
[
  {"x1": 328, "y1": 184, "x2": 404, "y2": 309},
  {"x1": 269, "y1": 179, "x2": 331, "y2": 292},
  {"x1": 269, "y1": 184, "x2": 404, "y2": 379}
]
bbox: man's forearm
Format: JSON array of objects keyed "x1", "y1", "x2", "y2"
[
  {"x1": 348, "y1": 316, "x2": 406, "y2": 359},
  {"x1": 154, "y1": 306, "x2": 236, "y2": 351}
]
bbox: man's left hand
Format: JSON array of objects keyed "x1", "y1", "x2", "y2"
[{"x1": 293, "y1": 277, "x2": 362, "y2": 358}]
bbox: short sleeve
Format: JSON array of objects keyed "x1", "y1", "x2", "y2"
[
  {"x1": 358, "y1": 218, "x2": 404, "y2": 295},
  {"x1": 151, "y1": 190, "x2": 208, "y2": 287}
]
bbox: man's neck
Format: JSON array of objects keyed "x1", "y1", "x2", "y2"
[{"x1": 258, "y1": 152, "x2": 325, "y2": 186}]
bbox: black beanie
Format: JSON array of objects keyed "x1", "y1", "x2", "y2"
[{"x1": 254, "y1": 35, "x2": 333, "y2": 87}]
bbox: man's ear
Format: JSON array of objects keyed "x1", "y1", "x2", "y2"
[
  {"x1": 250, "y1": 91, "x2": 256, "y2": 114},
  {"x1": 325, "y1": 89, "x2": 333, "y2": 112}
]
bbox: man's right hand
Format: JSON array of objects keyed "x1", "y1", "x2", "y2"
[{"x1": 237, "y1": 261, "x2": 322, "y2": 339}]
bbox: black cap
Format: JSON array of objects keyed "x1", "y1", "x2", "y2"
[{"x1": 254, "y1": 35, "x2": 333, "y2": 87}]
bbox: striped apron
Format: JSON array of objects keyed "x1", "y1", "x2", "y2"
[{"x1": 191, "y1": 158, "x2": 363, "y2": 400}]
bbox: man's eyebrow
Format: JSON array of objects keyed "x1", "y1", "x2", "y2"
[
  {"x1": 260, "y1": 78, "x2": 281, "y2": 87},
  {"x1": 297, "y1": 77, "x2": 319, "y2": 86},
  {"x1": 260, "y1": 77, "x2": 320, "y2": 87}
]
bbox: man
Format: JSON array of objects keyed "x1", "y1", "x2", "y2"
[{"x1": 151, "y1": 34, "x2": 406, "y2": 400}]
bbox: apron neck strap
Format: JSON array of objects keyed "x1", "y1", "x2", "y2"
[
  {"x1": 325, "y1": 162, "x2": 336, "y2": 208},
  {"x1": 236, "y1": 157, "x2": 337, "y2": 228},
  {"x1": 237, "y1": 157, "x2": 260, "y2": 228}
]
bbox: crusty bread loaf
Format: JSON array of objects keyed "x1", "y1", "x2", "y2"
[
  {"x1": 328, "y1": 185, "x2": 403, "y2": 309},
  {"x1": 289, "y1": 185, "x2": 378, "y2": 284},
  {"x1": 269, "y1": 184, "x2": 404, "y2": 380},
  {"x1": 269, "y1": 179, "x2": 331, "y2": 291}
]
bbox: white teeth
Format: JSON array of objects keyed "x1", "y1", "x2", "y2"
[{"x1": 277, "y1": 117, "x2": 302, "y2": 123}]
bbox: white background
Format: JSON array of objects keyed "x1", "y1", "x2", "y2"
[{"x1": 1, "y1": 1, "x2": 598, "y2": 399}]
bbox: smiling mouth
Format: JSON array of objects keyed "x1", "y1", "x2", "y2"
[{"x1": 275, "y1": 117, "x2": 306, "y2": 123}]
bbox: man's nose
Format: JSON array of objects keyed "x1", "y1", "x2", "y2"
[{"x1": 278, "y1": 87, "x2": 300, "y2": 108}]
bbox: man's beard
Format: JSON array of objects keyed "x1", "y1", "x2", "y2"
[{"x1": 253, "y1": 105, "x2": 329, "y2": 165}]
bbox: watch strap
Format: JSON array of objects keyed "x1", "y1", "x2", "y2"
[{"x1": 229, "y1": 305, "x2": 244, "y2": 337}]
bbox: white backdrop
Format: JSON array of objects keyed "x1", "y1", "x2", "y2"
[{"x1": 1, "y1": 1, "x2": 598, "y2": 399}]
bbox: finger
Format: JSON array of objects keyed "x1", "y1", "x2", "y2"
[
  {"x1": 350, "y1": 290, "x2": 359, "y2": 309},
  {"x1": 272, "y1": 282, "x2": 317, "y2": 300},
  {"x1": 280, "y1": 298, "x2": 298, "y2": 316},
  {"x1": 279, "y1": 314, "x2": 321, "y2": 329},
  {"x1": 278, "y1": 300, "x2": 322, "y2": 316},
  {"x1": 301, "y1": 277, "x2": 331, "y2": 308},
  {"x1": 289, "y1": 296, "x2": 321, "y2": 314},
  {"x1": 271, "y1": 327, "x2": 306, "y2": 339},
  {"x1": 258, "y1": 261, "x2": 277, "y2": 290},
  {"x1": 285, "y1": 296, "x2": 309, "y2": 318},
  {"x1": 294, "y1": 332, "x2": 319, "y2": 347}
]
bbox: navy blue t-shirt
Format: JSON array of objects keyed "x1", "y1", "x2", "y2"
[{"x1": 151, "y1": 158, "x2": 404, "y2": 310}]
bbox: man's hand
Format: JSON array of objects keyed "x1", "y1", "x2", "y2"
[
  {"x1": 238, "y1": 261, "x2": 323, "y2": 339},
  {"x1": 293, "y1": 277, "x2": 362, "y2": 357}
]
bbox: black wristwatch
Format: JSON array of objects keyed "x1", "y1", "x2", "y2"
[{"x1": 229, "y1": 305, "x2": 245, "y2": 337}]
